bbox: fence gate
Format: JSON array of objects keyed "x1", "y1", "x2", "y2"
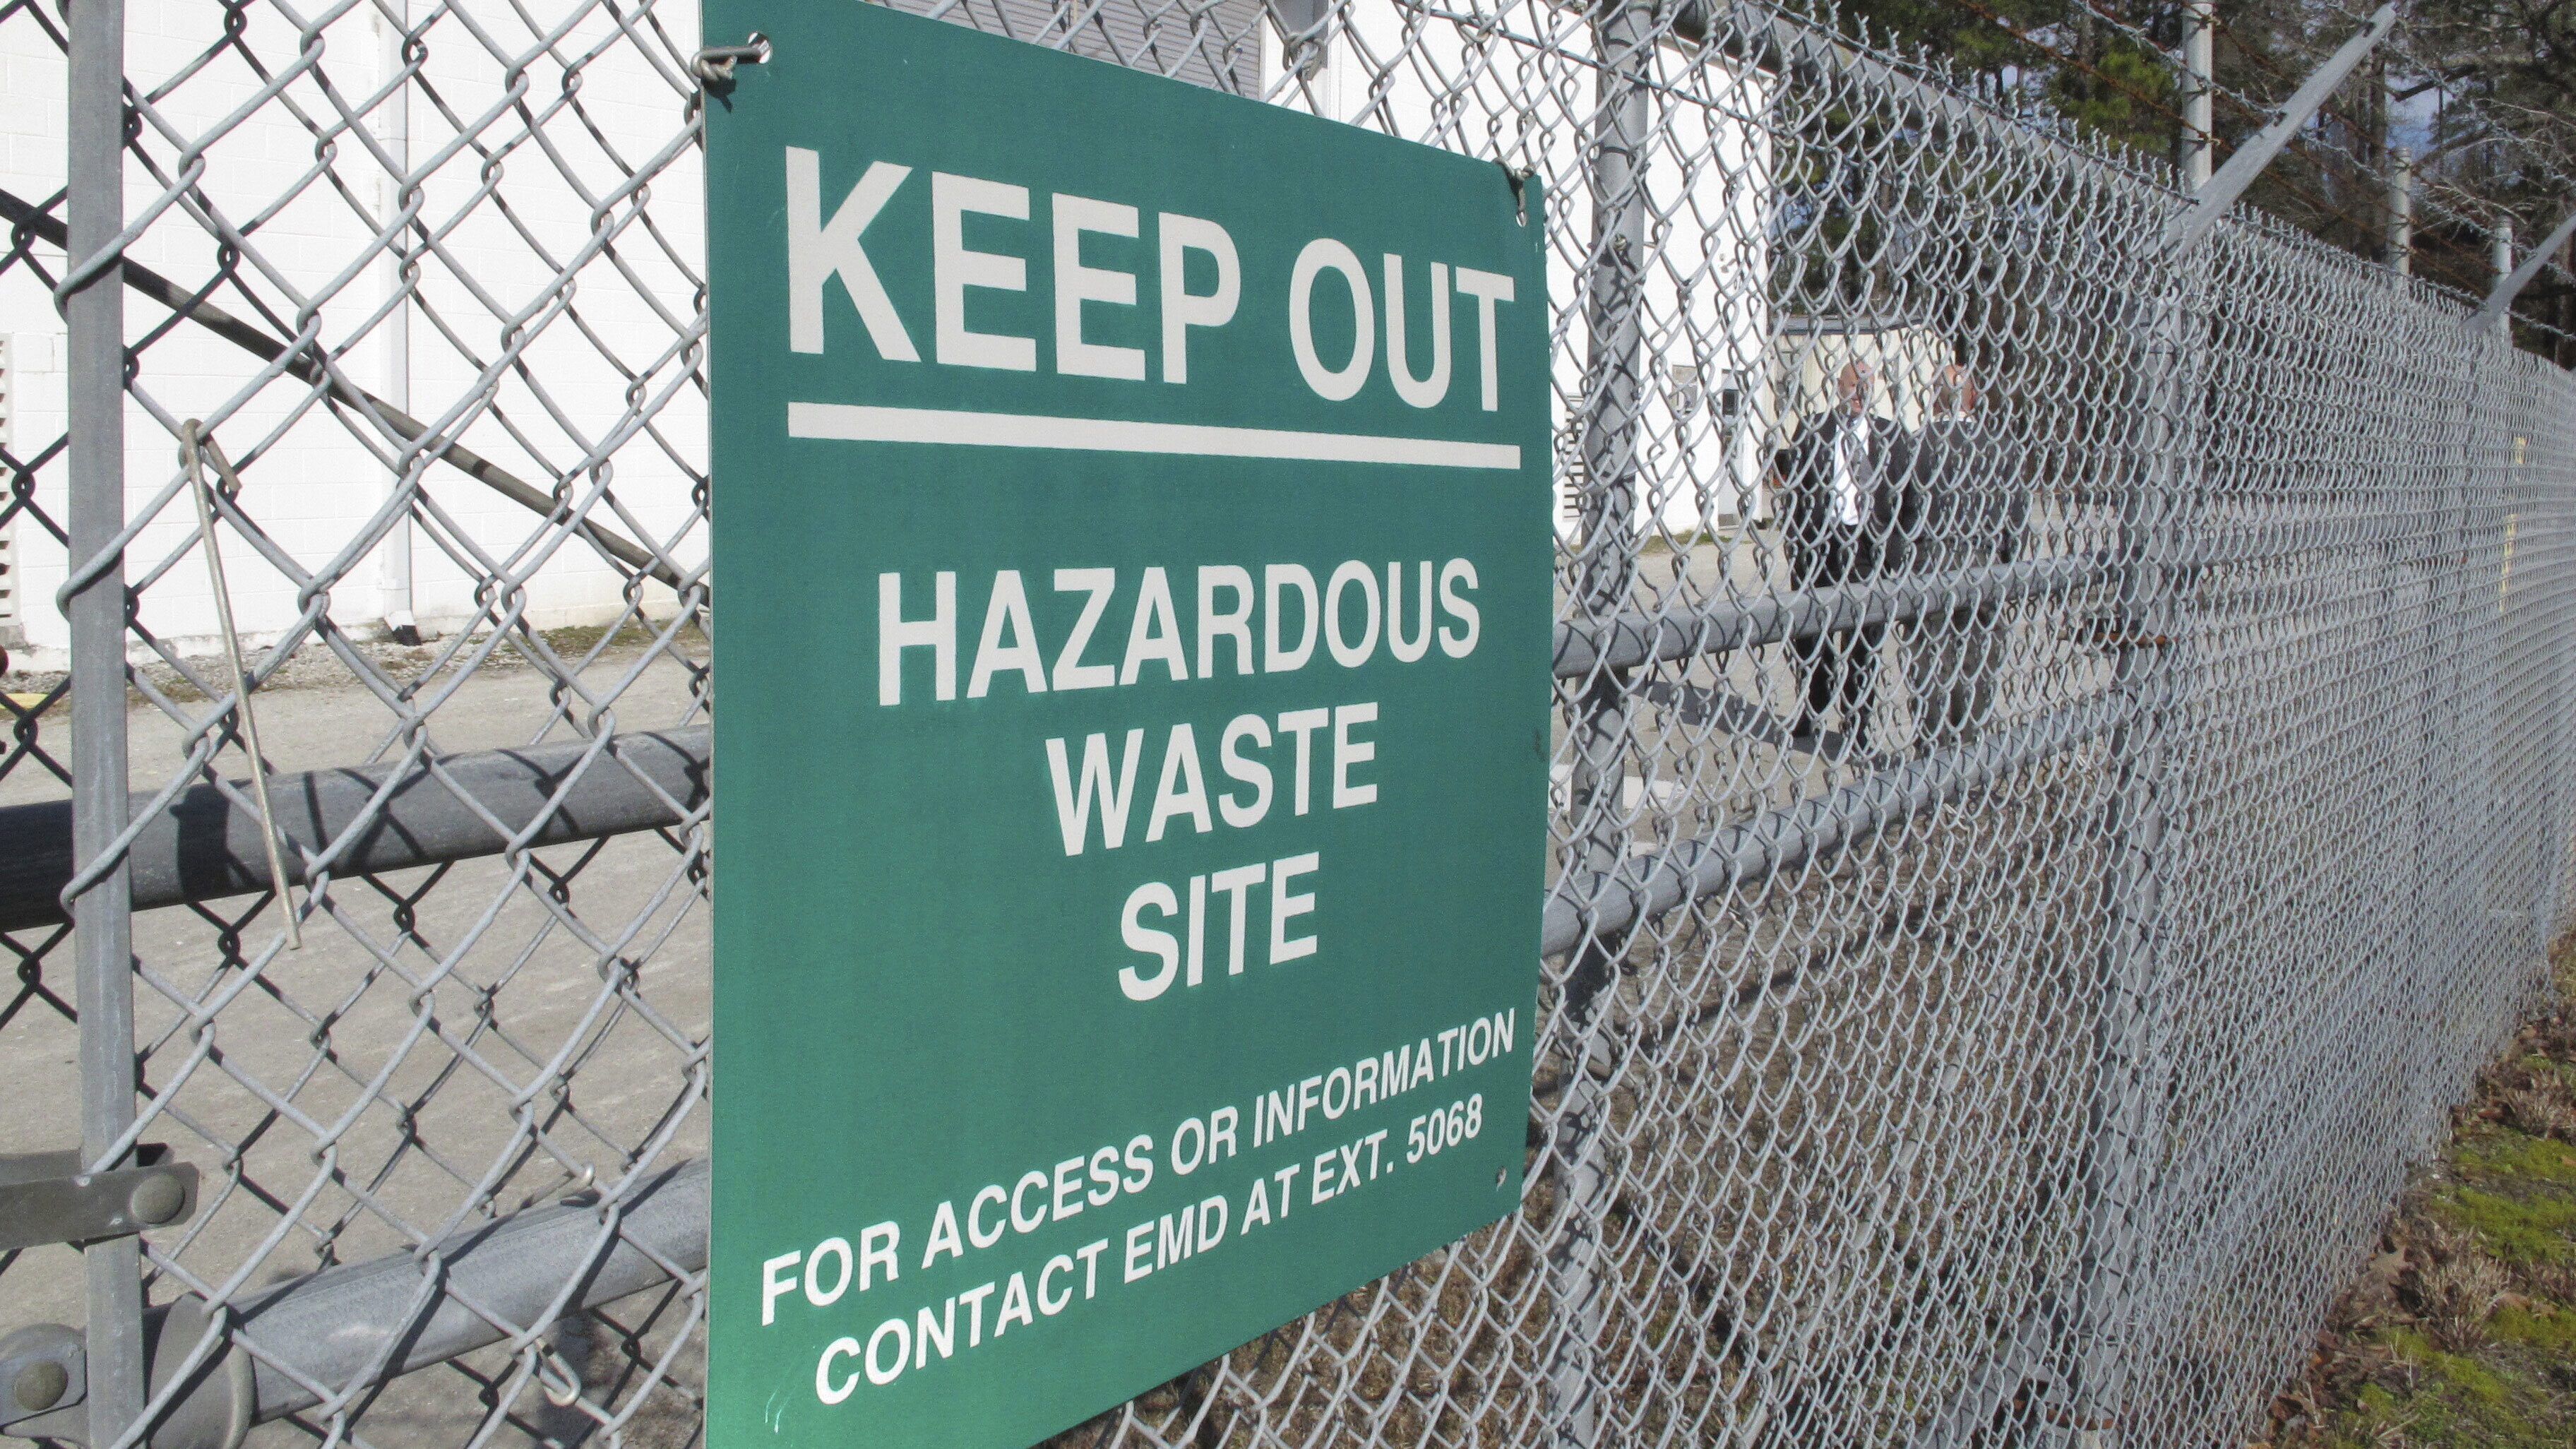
[{"x1": 1, "y1": 1, "x2": 2572, "y2": 1448}]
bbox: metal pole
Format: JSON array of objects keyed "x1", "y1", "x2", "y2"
[
  {"x1": 2549, "y1": 585, "x2": 2567, "y2": 926},
  {"x1": 2181, "y1": 0, "x2": 2213, "y2": 189},
  {"x1": 2059, "y1": 191, "x2": 2217, "y2": 1449},
  {"x1": 2490, "y1": 221, "x2": 2515, "y2": 340},
  {"x1": 376, "y1": 0, "x2": 417, "y2": 645},
  {"x1": 6, "y1": 1159, "x2": 708, "y2": 1449},
  {"x1": 2387, "y1": 147, "x2": 2412, "y2": 275},
  {"x1": 2162, "y1": 4, "x2": 2395, "y2": 254},
  {"x1": 2438, "y1": 303, "x2": 2486, "y2": 1068},
  {"x1": 64, "y1": 0, "x2": 145, "y2": 1441},
  {"x1": 2056, "y1": 345, "x2": 2183, "y2": 1449},
  {"x1": 2472, "y1": 208, "x2": 2576, "y2": 336},
  {"x1": 1546, "y1": 2, "x2": 1651, "y2": 1445}
]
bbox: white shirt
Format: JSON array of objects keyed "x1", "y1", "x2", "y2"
[{"x1": 1830, "y1": 422, "x2": 1872, "y2": 527}]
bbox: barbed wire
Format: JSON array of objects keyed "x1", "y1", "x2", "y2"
[
  {"x1": 2308, "y1": 0, "x2": 2576, "y2": 345},
  {"x1": 1803, "y1": 0, "x2": 2576, "y2": 354},
  {"x1": 1849, "y1": 0, "x2": 2506, "y2": 302},
  {"x1": 1943, "y1": 0, "x2": 2576, "y2": 350}
]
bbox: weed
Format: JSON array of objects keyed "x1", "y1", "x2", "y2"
[
  {"x1": 2490, "y1": 1304, "x2": 2576, "y2": 1355},
  {"x1": 2499, "y1": 1085, "x2": 2576, "y2": 1143},
  {"x1": 2409, "y1": 1223, "x2": 2510, "y2": 1352}
]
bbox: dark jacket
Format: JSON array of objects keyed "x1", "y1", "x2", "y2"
[
  {"x1": 1772, "y1": 412, "x2": 1914, "y2": 574},
  {"x1": 1900, "y1": 419, "x2": 2030, "y2": 574}
]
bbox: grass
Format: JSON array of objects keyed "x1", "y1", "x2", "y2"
[{"x1": 2265, "y1": 933, "x2": 2576, "y2": 1448}]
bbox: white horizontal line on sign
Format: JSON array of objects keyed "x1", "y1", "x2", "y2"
[{"x1": 787, "y1": 402, "x2": 1522, "y2": 470}]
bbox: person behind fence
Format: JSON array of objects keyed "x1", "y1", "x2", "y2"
[
  {"x1": 1900, "y1": 362, "x2": 2029, "y2": 748},
  {"x1": 1773, "y1": 360, "x2": 1912, "y2": 756}
]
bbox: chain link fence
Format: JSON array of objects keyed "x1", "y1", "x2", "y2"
[{"x1": 1, "y1": 0, "x2": 2570, "y2": 1447}]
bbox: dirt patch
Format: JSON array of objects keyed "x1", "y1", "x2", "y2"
[{"x1": 2265, "y1": 931, "x2": 2576, "y2": 1447}]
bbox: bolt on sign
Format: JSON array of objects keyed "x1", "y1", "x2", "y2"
[{"x1": 703, "y1": 6, "x2": 1549, "y2": 1445}]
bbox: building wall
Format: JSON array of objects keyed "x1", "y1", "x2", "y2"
[{"x1": 1, "y1": 0, "x2": 712, "y2": 662}]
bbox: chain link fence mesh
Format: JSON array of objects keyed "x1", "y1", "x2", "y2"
[{"x1": 0, "y1": 1, "x2": 2570, "y2": 1447}]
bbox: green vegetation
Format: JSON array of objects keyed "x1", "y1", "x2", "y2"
[
  {"x1": 2269, "y1": 936, "x2": 2576, "y2": 1447},
  {"x1": 2433, "y1": 1186, "x2": 2576, "y2": 1265}
]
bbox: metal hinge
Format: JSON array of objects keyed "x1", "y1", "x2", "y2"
[{"x1": 0, "y1": 1145, "x2": 199, "y2": 1253}]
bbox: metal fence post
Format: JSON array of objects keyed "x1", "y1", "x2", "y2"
[
  {"x1": 1545, "y1": 2, "x2": 1653, "y2": 1445},
  {"x1": 2471, "y1": 208, "x2": 2576, "y2": 337},
  {"x1": 375, "y1": 0, "x2": 419, "y2": 645},
  {"x1": 2421, "y1": 308, "x2": 2491, "y2": 1092},
  {"x1": 2385, "y1": 321, "x2": 2440, "y2": 1144},
  {"x1": 2537, "y1": 465, "x2": 2572, "y2": 947},
  {"x1": 2054, "y1": 267, "x2": 2205, "y2": 1449},
  {"x1": 2051, "y1": 25, "x2": 2397, "y2": 1431},
  {"x1": 2491, "y1": 222, "x2": 2514, "y2": 340},
  {"x1": 2553, "y1": 604, "x2": 2565, "y2": 931},
  {"x1": 2180, "y1": 0, "x2": 2212, "y2": 189},
  {"x1": 64, "y1": 0, "x2": 146, "y2": 1442},
  {"x1": 2397, "y1": 324, "x2": 2466, "y2": 1143},
  {"x1": 2387, "y1": 147, "x2": 2412, "y2": 275}
]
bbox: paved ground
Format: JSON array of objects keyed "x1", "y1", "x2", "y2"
[
  {"x1": 3, "y1": 624, "x2": 708, "y2": 803},
  {"x1": 0, "y1": 624, "x2": 712, "y2": 1447}
]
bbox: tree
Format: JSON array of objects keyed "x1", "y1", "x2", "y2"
[
  {"x1": 1805, "y1": 0, "x2": 2576, "y2": 356},
  {"x1": 2403, "y1": 0, "x2": 2576, "y2": 358}
]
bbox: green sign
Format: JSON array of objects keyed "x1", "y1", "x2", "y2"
[{"x1": 705, "y1": 8, "x2": 1548, "y2": 1446}]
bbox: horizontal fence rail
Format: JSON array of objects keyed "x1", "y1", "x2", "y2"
[
  {"x1": 0, "y1": 0, "x2": 2570, "y2": 1448},
  {"x1": 0, "y1": 731, "x2": 709, "y2": 932}
]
